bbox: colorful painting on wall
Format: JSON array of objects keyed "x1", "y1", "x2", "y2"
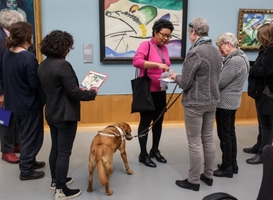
[
  {"x1": 238, "y1": 9, "x2": 273, "y2": 50},
  {"x1": 99, "y1": 0, "x2": 188, "y2": 62}
]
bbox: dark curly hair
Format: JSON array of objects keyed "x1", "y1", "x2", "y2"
[
  {"x1": 152, "y1": 19, "x2": 174, "y2": 37},
  {"x1": 40, "y1": 30, "x2": 74, "y2": 59},
  {"x1": 4, "y1": 21, "x2": 33, "y2": 48}
]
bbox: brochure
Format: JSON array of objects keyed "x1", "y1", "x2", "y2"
[
  {"x1": 0, "y1": 107, "x2": 11, "y2": 126},
  {"x1": 80, "y1": 70, "x2": 108, "y2": 91},
  {"x1": 159, "y1": 78, "x2": 175, "y2": 83}
]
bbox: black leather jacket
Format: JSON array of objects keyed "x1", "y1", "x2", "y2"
[{"x1": 248, "y1": 43, "x2": 273, "y2": 99}]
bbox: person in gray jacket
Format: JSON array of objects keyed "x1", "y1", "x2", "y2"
[
  {"x1": 213, "y1": 32, "x2": 249, "y2": 178},
  {"x1": 170, "y1": 18, "x2": 222, "y2": 191}
]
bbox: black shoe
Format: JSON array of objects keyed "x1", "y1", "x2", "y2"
[
  {"x1": 217, "y1": 163, "x2": 239, "y2": 174},
  {"x1": 200, "y1": 173, "x2": 213, "y2": 186},
  {"x1": 51, "y1": 177, "x2": 73, "y2": 190},
  {"x1": 20, "y1": 171, "x2": 45, "y2": 181},
  {"x1": 139, "y1": 155, "x2": 156, "y2": 168},
  {"x1": 34, "y1": 161, "x2": 46, "y2": 169},
  {"x1": 243, "y1": 146, "x2": 258, "y2": 154},
  {"x1": 149, "y1": 150, "x2": 167, "y2": 163},
  {"x1": 54, "y1": 186, "x2": 81, "y2": 200},
  {"x1": 246, "y1": 154, "x2": 262, "y2": 164},
  {"x1": 213, "y1": 169, "x2": 233, "y2": 178},
  {"x1": 175, "y1": 179, "x2": 200, "y2": 191}
]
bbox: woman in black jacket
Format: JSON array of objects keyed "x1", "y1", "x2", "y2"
[
  {"x1": 38, "y1": 30, "x2": 97, "y2": 200},
  {"x1": 245, "y1": 23, "x2": 273, "y2": 165}
]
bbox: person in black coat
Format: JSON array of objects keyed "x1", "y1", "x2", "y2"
[
  {"x1": 38, "y1": 30, "x2": 97, "y2": 200},
  {"x1": 245, "y1": 23, "x2": 273, "y2": 165},
  {"x1": 0, "y1": 10, "x2": 23, "y2": 164}
]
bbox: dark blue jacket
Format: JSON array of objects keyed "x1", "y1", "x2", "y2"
[
  {"x1": 3, "y1": 50, "x2": 43, "y2": 115},
  {"x1": 0, "y1": 27, "x2": 7, "y2": 95}
]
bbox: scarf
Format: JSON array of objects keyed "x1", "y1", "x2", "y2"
[{"x1": 190, "y1": 36, "x2": 212, "y2": 50}]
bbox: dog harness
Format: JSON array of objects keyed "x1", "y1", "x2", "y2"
[{"x1": 98, "y1": 126, "x2": 126, "y2": 140}]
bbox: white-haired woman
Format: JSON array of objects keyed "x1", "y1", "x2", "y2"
[{"x1": 213, "y1": 32, "x2": 249, "y2": 178}]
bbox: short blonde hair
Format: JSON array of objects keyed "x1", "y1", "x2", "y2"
[{"x1": 216, "y1": 32, "x2": 239, "y2": 48}]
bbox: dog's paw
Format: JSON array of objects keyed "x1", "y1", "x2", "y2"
[
  {"x1": 106, "y1": 189, "x2": 113, "y2": 196},
  {"x1": 126, "y1": 169, "x2": 133, "y2": 175},
  {"x1": 86, "y1": 187, "x2": 93, "y2": 192}
]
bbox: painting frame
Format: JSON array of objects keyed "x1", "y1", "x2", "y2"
[
  {"x1": 99, "y1": 0, "x2": 188, "y2": 63},
  {"x1": 33, "y1": 0, "x2": 42, "y2": 62},
  {"x1": 237, "y1": 8, "x2": 273, "y2": 50},
  {"x1": 0, "y1": 0, "x2": 42, "y2": 62}
]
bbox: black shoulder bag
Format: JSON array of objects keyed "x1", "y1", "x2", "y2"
[{"x1": 131, "y1": 42, "x2": 155, "y2": 113}]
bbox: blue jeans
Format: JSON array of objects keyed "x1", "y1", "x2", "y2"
[{"x1": 48, "y1": 121, "x2": 77, "y2": 189}]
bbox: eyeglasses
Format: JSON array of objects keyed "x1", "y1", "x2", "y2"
[{"x1": 159, "y1": 32, "x2": 172, "y2": 39}]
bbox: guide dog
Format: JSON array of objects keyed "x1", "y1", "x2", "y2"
[{"x1": 87, "y1": 122, "x2": 133, "y2": 196}]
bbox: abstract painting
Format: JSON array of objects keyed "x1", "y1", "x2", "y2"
[
  {"x1": 238, "y1": 9, "x2": 273, "y2": 50},
  {"x1": 99, "y1": 0, "x2": 188, "y2": 62}
]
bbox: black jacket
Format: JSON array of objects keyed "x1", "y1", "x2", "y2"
[
  {"x1": 38, "y1": 56, "x2": 97, "y2": 123},
  {"x1": 248, "y1": 43, "x2": 273, "y2": 99}
]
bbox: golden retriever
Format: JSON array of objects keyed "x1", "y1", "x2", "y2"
[{"x1": 87, "y1": 122, "x2": 133, "y2": 196}]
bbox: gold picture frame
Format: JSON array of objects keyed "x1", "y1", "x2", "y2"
[
  {"x1": 34, "y1": 0, "x2": 42, "y2": 62},
  {"x1": 238, "y1": 9, "x2": 273, "y2": 50}
]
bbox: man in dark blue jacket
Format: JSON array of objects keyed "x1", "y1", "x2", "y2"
[{"x1": 0, "y1": 9, "x2": 23, "y2": 164}]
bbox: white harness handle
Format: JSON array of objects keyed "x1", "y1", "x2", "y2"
[{"x1": 98, "y1": 126, "x2": 126, "y2": 140}]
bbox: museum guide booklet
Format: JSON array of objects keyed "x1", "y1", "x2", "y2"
[{"x1": 80, "y1": 70, "x2": 108, "y2": 91}]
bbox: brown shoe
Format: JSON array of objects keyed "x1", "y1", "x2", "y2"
[{"x1": 2, "y1": 153, "x2": 19, "y2": 164}]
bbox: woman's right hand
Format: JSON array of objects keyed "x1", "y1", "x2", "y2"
[{"x1": 158, "y1": 63, "x2": 170, "y2": 72}]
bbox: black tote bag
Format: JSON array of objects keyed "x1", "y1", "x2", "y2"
[{"x1": 131, "y1": 43, "x2": 155, "y2": 113}]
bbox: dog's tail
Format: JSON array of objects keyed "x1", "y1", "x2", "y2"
[{"x1": 96, "y1": 150, "x2": 107, "y2": 186}]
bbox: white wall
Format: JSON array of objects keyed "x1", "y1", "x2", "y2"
[{"x1": 40, "y1": 0, "x2": 273, "y2": 94}]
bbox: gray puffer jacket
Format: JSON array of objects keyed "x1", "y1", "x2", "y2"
[{"x1": 175, "y1": 42, "x2": 222, "y2": 106}]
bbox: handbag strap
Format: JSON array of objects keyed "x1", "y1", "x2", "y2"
[{"x1": 135, "y1": 42, "x2": 151, "y2": 78}]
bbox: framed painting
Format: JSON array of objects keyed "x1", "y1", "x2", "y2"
[
  {"x1": 238, "y1": 9, "x2": 273, "y2": 50},
  {"x1": 0, "y1": 0, "x2": 42, "y2": 62},
  {"x1": 99, "y1": 0, "x2": 188, "y2": 62}
]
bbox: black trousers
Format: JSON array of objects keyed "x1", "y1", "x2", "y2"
[
  {"x1": 216, "y1": 108, "x2": 237, "y2": 169},
  {"x1": 16, "y1": 111, "x2": 44, "y2": 176},
  {"x1": 255, "y1": 98, "x2": 273, "y2": 156},
  {"x1": 138, "y1": 91, "x2": 166, "y2": 157},
  {"x1": 0, "y1": 112, "x2": 20, "y2": 153},
  {"x1": 48, "y1": 121, "x2": 77, "y2": 189}
]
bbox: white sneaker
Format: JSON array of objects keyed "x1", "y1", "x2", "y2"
[
  {"x1": 54, "y1": 187, "x2": 81, "y2": 200},
  {"x1": 51, "y1": 177, "x2": 73, "y2": 190}
]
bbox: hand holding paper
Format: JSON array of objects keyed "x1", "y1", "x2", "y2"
[{"x1": 80, "y1": 70, "x2": 108, "y2": 92}]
